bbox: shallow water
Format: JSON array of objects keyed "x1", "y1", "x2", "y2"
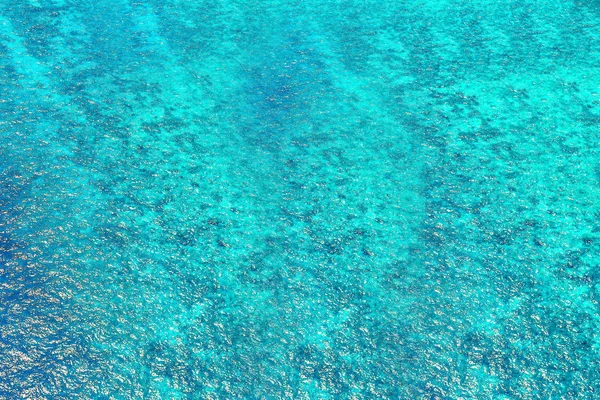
[{"x1": 1, "y1": 0, "x2": 600, "y2": 398}]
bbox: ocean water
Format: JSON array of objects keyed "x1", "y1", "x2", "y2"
[{"x1": 1, "y1": 0, "x2": 600, "y2": 398}]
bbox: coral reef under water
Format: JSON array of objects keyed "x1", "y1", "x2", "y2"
[{"x1": 1, "y1": 0, "x2": 600, "y2": 398}]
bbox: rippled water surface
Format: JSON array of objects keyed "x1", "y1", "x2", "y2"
[{"x1": 2, "y1": 0, "x2": 600, "y2": 398}]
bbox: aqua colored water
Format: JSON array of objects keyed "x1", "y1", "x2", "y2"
[{"x1": 1, "y1": 0, "x2": 600, "y2": 398}]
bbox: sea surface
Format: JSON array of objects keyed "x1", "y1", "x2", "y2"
[{"x1": 1, "y1": 0, "x2": 600, "y2": 398}]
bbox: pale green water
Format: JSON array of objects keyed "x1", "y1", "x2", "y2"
[{"x1": 1, "y1": 0, "x2": 600, "y2": 398}]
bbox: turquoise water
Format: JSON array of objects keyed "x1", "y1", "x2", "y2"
[{"x1": 2, "y1": 0, "x2": 600, "y2": 398}]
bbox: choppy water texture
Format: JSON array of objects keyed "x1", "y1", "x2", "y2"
[{"x1": 1, "y1": 0, "x2": 600, "y2": 398}]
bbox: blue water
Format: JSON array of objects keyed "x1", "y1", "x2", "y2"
[{"x1": 2, "y1": 0, "x2": 600, "y2": 398}]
